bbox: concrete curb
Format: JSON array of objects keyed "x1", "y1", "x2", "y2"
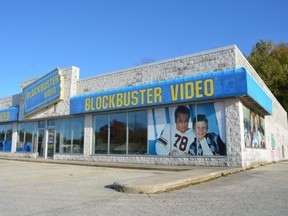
[{"x1": 112, "y1": 167, "x2": 244, "y2": 194}]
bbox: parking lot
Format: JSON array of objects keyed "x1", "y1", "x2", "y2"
[
  {"x1": 0, "y1": 159, "x2": 177, "y2": 215},
  {"x1": 0, "y1": 158, "x2": 174, "y2": 190}
]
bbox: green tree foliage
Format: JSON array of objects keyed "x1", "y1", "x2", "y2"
[{"x1": 248, "y1": 40, "x2": 288, "y2": 112}]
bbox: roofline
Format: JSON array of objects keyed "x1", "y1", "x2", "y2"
[{"x1": 79, "y1": 44, "x2": 239, "y2": 82}]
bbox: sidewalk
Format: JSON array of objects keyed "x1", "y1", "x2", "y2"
[{"x1": 0, "y1": 156, "x2": 244, "y2": 194}]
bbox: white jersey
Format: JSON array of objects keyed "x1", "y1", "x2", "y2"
[{"x1": 156, "y1": 124, "x2": 195, "y2": 155}]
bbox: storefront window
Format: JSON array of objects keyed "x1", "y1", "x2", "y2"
[
  {"x1": 93, "y1": 110, "x2": 147, "y2": 155},
  {"x1": 24, "y1": 122, "x2": 36, "y2": 152},
  {"x1": 72, "y1": 117, "x2": 84, "y2": 153},
  {"x1": 128, "y1": 110, "x2": 147, "y2": 154},
  {"x1": 60, "y1": 118, "x2": 72, "y2": 153},
  {"x1": 0, "y1": 125, "x2": 6, "y2": 151},
  {"x1": 16, "y1": 122, "x2": 37, "y2": 152},
  {"x1": 110, "y1": 113, "x2": 126, "y2": 154},
  {"x1": 17, "y1": 123, "x2": 24, "y2": 150},
  {"x1": 0, "y1": 124, "x2": 13, "y2": 151},
  {"x1": 55, "y1": 117, "x2": 84, "y2": 154},
  {"x1": 93, "y1": 114, "x2": 108, "y2": 154}
]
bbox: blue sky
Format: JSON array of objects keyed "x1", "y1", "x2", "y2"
[{"x1": 0, "y1": 0, "x2": 287, "y2": 98}]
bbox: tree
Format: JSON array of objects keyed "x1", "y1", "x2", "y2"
[{"x1": 248, "y1": 40, "x2": 288, "y2": 112}]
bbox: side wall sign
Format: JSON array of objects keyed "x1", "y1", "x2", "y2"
[
  {"x1": 22, "y1": 68, "x2": 64, "y2": 116},
  {"x1": 0, "y1": 107, "x2": 19, "y2": 123}
]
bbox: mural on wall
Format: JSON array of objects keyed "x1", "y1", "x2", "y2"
[
  {"x1": 148, "y1": 102, "x2": 226, "y2": 156},
  {"x1": 243, "y1": 105, "x2": 265, "y2": 148}
]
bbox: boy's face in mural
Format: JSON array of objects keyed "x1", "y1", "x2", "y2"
[
  {"x1": 193, "y1": 121, "x2": 207, "y2": 141},
  {"x1": 175, "y1": 113, "x2": 189, "y2": 133}
]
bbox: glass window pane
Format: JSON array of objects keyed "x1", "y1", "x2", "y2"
[
  {"x1": 93, "y1": 114, "x2": 108, "y2": 154},
  {"x1": 0, "y1": 124, "x2": 12, "y2": 151},
  {"x1": 47, "y1": 129, "x2": 55, "y2": 157},
  {"x1": 56, "y1": 118, "x2": 72, "y2": 153},
  {"x1": 55, "y1": 120, "x2": 60, "y2": 153},
  {"x1": 63, "y1": 119, "x2": 72, "y2": 153},
  {"x1": 72, "y1": 117, "x2": 84, "y2": 154},
  {"x1": 55, "y1": 117, "x2": 84, "y2": 154},
  {"x1": 110, "y1": 112, "x2": 126, "y2": 154},
  {"x1": 16, "y1": 123, "x2": 24, "y2": 151},
  {"x1": 17, "y1": 122, "x2": 36, "y2": 153},
  {"x1": 24, "y1": 122, "x2": 36, "y2": 152},
  {"x1": 4, "y1": 124, "x2": 13, "y2": 152},
  {"x1": 38, "y1": 121, "x2": 45, "y2": 129},
  {"x1": 0, "y1": 125, "x2": 6, "y2": 151},
  {"x1": 48, "y1": 119, "x2": 55, "y2": 127},
  {"x1": 37, "y1": 129, "x2": 45, "y2": 157},
  {"x1": 5, "y1": 124, "x2": 12, "y2": 140},
  {"x1": 128, "y1": 110, "x2": 147, "y2": 155}
]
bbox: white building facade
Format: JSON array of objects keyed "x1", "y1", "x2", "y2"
[{"x1": 0, "y1": 45, "x2": 287, "y2": 167}]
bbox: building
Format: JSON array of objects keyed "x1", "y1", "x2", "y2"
[{"x1": 0, "y1": 45, "x2": 287, "y2": 167}]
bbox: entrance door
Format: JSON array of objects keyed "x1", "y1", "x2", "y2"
[
  {"x1": 37, "y1": 129, "x2": 45, "y2": 157},
  {"x1": 47, "y1": 129, "x2": 55, "y2": 158}
]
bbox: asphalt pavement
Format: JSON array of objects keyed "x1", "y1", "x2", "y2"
[{"x1": 0, "y1": 156, "x2": 245, "y2": 194}]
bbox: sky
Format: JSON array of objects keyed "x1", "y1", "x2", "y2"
[{"x1": 0, "y1": 0, "x2": 287, "y2": 98}]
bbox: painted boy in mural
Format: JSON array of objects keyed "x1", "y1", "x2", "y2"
[
  {"x1": 244, "y1": 108, "x2": 265, "y2": 148},
  {"x1": 156, "y1": 106, "x2": 195, "y2": 155},
  {"x1": 251, "y1": 113, "x2": 265, "y2": 148},
  {"x1": 189, "y1": 114, "x2": 226, "y2": 156},
  {"x1": 244, "y1": 117, "x2": 252, "y2": 147}
]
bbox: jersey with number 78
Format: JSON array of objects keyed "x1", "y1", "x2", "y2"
[{"x1": 156, "y1": 124, "x2": 195, "y2": 155}]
